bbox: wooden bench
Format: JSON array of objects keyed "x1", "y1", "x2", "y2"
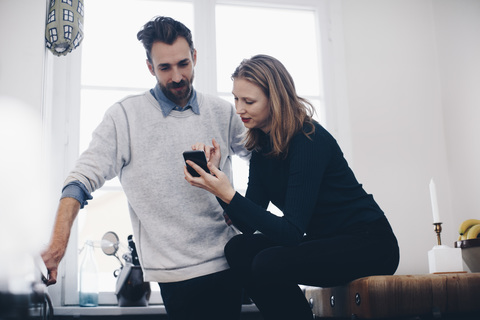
[{"x1": 303, "y1": 273, "x2": 480, "y2": 319}]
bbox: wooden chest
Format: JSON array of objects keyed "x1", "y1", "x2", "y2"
[{"x1": 303, "y1": 273, "x2": 480, "y2": 319}]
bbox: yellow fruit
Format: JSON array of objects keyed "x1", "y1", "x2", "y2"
[
  {"x1": 466, "y1": 224, "x2": 480, "y2": 239},
  {"x1": 458, "y1": 219, "x2": 480, "y2": 235},
  {"x1": 459, "y1": 225, "x2": 474, "y2": 240}
]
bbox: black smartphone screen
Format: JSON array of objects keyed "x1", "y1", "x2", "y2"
[{"x1": 183, "y1": 150, "x2": 210, "y2": 177}]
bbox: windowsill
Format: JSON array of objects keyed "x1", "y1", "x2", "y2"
[
  {"x1": 54, "y1": 305, "x2": 167, "y2": 316},
  {"x1": 54, "y1": 304, "x2": 259, "y2": 316}
]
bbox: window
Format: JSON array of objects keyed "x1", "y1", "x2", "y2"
[
  {"x1": 77, "y1": 1, "x2": 84, "y2": 16},
  {"x1": 47, "y1": 28, "x2": 58, "y2": 43},
  {"x1": 59, "y1": 0, "x2": 326, "y2": 306},
  {"x1": 63, "y1": 9, "x2": 74, "y2": 22},
  {"x1": 47, "y1": 10, "x2": 56, "y2": 23},
  {"x1": 64, "y1": 25, "x2": 73, "y2": 40}
]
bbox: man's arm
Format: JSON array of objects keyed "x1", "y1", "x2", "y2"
[{"x1": 41, "y1": 197, "x2": 80, "y2": 286}]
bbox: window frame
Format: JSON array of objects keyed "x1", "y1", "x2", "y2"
[{"x1": 44, "y1": 0, "x2": 337, "y2": 307}]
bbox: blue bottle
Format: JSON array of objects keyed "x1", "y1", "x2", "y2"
[{"x1": 79, "y1": 240, "x2": 99, "y2": 307}]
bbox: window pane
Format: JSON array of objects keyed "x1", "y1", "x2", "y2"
[
  {"x1": 81, "y1": 0, "x2": 193, "y2": 88},
  {"x1": 215, "y1": 4, "x2": 321, "y2": 97},
  {"x1": 77, "y1": 190, "x2": 131, "y2": 292},
  {"x1": 80, "y1": 88, "x2": 145, "y2": 153}
]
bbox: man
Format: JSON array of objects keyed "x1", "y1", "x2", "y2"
[{"x1": 42, "y1": 16, "x2": 249, "y2": 320}]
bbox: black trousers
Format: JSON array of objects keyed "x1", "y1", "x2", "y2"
[
  {"x1": 158, "y1": 269, "x2": 242, "y2": 320},
  {"x1": 224, "y1": 216, "x2": 400, "y2": 320}
]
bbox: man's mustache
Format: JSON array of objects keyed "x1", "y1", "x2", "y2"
[{"x1": 168, "y1": 81, "x2": 187, "y2": 89}]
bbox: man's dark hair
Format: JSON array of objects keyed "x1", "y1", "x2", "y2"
[{"x1": 137, "y1": 16, "x2": 194, "y2": 62}]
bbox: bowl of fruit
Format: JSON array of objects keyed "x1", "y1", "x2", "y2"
[{"x1": 455, "y1": 219, "x2": 480, "y2": 272}]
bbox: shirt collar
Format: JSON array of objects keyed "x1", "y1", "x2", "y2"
[{"x1": 151, "y1": 84, "x2": 200, "y2": 117}]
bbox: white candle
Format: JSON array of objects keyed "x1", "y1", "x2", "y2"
[{"x1": 429, "y1": 178, "x2": 441, "y2": 223}]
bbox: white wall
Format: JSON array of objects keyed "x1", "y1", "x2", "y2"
[
  {"x1": 338, "y1": 0, "x2": 480, "y2": 274},
  {"x1": 0, "y1": 0, "x2": 46, "y2": 110},
  {"x1": 0, "y1": 0, "x2": 54, "y2": 293},
  {"x1": 434, "y1": 0, "x2": 480, "y2": 234},
  {"x1": 1, "y1": 0, "x2": 479, "y2": 278}
]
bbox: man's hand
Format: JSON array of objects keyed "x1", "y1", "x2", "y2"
[
  {"x1": 41, "y1": 249, "x2": 60, "y2": 286},
  {"x1": 41, "y1": 197, "x2": 80, "y2": 286},
  {"x1": 191, "y1": 138, "x2": 221, "y2": 170}
]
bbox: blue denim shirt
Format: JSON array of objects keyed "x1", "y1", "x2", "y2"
[
  {"x1": 62, "y1": 85, "x2": 199, "y2": 208},
  {"x1": 150, "y1": 84, "x2": 199, "y2": 117}
]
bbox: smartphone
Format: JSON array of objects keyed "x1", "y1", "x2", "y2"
[{"x1": 183, "y1": 150, "x2": 210, "y2": 177}]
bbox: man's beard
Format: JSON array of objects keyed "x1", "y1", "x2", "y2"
[{"x1": 160, "y1": 73, "x2": 194, "y2": 106}]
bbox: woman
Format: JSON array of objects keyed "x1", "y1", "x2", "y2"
[{"x1": 184, "y1": 54, "x2": 399, "y2": 320}]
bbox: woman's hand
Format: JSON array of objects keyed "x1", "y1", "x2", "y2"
[
  {"x1": 184, "y1": 160, "x2": 236, "y2": 204},
  {"x1": 191, "y1": 138, "x2": 221, "y2": 169}
]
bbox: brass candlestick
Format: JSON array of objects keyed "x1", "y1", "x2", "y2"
[{"x1": 433, "y1": 222, "x2": 443, "y2": 246}]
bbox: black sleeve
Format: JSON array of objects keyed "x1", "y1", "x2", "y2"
[{"x1": 223, "y1": 131, "x2": 332, "y2": 245}]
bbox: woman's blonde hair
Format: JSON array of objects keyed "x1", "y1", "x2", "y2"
[{"x1": 232, "y1": 54, "x2": 315, "y2": 158}]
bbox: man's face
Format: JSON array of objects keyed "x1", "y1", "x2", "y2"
[{"x1": 147, "y1": 37, "x2": 196, "y2": 107}]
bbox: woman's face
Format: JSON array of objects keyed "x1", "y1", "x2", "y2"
[{"x1": 232, "y1": 78, "x2": 271, "y2": 133}]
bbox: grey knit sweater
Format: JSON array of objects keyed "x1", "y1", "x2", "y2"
[{"x1": 65, "y1": 90, "x2": 249, "y2": 282}]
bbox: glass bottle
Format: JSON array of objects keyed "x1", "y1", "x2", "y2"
[{"x1": 79, "y1": 240, "x2": 99, "y2": 307}]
